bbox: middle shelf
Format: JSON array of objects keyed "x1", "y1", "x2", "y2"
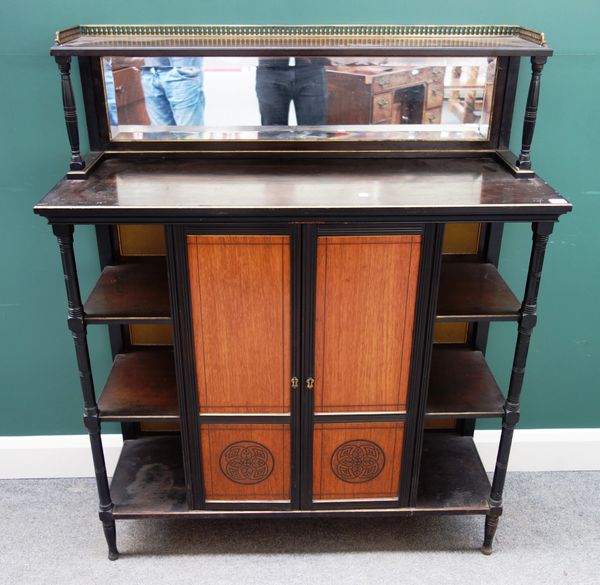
[
  {"x1": 98, "y1": 350, "x2": 178, "y2": 421},
  {"x1": 426, "y1": 348, "x2": 505, "y2": 419},
  {"x1": 97, "y1": 347, "x2": 505, "y2": 422}
]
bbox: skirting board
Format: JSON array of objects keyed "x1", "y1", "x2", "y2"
[{"x1": 0, "y1": 429, "x2": 599, "y2": 479}]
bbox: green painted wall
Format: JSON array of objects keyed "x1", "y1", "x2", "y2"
[{"x1": 1, "y1": 1, "x2": 598, "y2": 435}]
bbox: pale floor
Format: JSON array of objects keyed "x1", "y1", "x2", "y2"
[{"x1": 1, "y1": 472, "x2": 599, "y2": 585}]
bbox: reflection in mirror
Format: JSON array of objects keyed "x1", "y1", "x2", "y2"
[{"x1": 103, "y1": 56, "x2": 496, "y2": 141}]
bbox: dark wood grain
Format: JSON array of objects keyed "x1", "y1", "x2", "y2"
[
  {"x1": 84, "y1": 261, "x2": 171, "y2": 323},
  {"x1": 417, "y1": 434, "x2": 490, "y2": 510},
  {"x1": 34, "y1": 157, "x2": 571, "y2": 224},
  {"x1": 111, "y1": 436, "x2": 187, "y2": 514},
  {"x1": 436, "y1": 262, "x2": 521, "y2": 321},
  {"x1": 98, "y1": 351, "x2": 178, "y2": 421},
  {"x1": 426, "y1": 348, "x2": 505, "y2": 418}
]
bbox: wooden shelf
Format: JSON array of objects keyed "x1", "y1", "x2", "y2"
[
  {"x1": 417, "y1": 433, "x2": 490, "y2": 511},
  {"x1": 84, "y1": 262, "x2": 171, "y2": 324},
  {"x1": 436, "y1": 262, "x2": 521, "y2": 322},
  {"x1": 111, "y1": 436, "x2": 187, "y2": 516},
  {"x1": 426, "y1": 348, "x2": 505, "y2": 418},
  {"x1": 98, "y1": 351, "x2": 178, "y2": 421},
  {"x1": 110, "y1": 435, "x2": 491, "y2": 518}
]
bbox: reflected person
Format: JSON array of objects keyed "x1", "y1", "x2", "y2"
[
  {"x1": 102, "y1": 58, "x2": 118, "y2": 126},
  {"x1": 256, "y1": 58, "x2": 329, "y2": 125},
  {"x1": 140, "y1": 57, "x2": 205, "y2": 126}
]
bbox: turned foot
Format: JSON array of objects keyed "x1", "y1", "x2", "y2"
[
  {"x1": 481, "y1": 514, "x2": 499, "y2": 555},
  {"x1": 101, "y1": 513, "x2": 119, "y2": 561}
]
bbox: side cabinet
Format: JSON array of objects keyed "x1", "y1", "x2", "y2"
[
  {"x1": 37, "y1": 23, "x2": 572, "y2": 561},
  {"x1": 167, "y1": 223, "x2": 442, "y2": 511}
]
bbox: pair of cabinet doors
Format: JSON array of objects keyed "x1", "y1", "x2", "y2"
[{"x1": 168, "y1": 223, "x2": 438, "y2": 510}]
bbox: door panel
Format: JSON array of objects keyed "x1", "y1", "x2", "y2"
[
  {"x1": 201, "y1": 424, "x2": 291, "y2": 501},
  {"x1": 177, "y1": 225, "x2": 428, "y2": 511},
  {"x1": 312, "y1": 422, "x2": 404, "y2": 501},
  {"x1": 313, "y1": 235, "x2": 421, "y2": 413},
  {"x1": 187, "y1": 235, "x2": 291, "y2": 414}
]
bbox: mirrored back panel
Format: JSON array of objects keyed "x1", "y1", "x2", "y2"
[{"x1": 103, "y1": 56, "x2": 497, "y2": 142}]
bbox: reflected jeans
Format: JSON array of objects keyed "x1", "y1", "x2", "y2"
[
  {"x1": 141, "y1": 66, "x2": 205, "y2": 126},
  {"x1": 104, "y1": 67, "x2": 118, "y2": 126},
  {"x1": 256, "y1": 64, "x2": 328, "y2": 126}
]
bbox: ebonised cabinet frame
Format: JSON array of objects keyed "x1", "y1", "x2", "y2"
[{"x1": 34, "y1": 25, "x2": 572, "y2": 560}]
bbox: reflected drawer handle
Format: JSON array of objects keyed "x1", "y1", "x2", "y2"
[
  {"x1": 428, "y1": 113, "x2": 437, "y2": 122},
  {"x1": 377, "y1": 98, "x2": 390, "y2": 108},
  {"x1": 377, "y1": 77, "x2": 390, "y2": 88}
]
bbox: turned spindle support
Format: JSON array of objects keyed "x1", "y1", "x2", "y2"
[
  {"x1": 482, "y1": 221, "x2": 554, "y2": 554},
  {"x1": 55, "y1": 56, "x2": 85, "y2": 172},
  {"x1": 516, "y1": 56, "x2": 547, "y2": 171},
  {"x1": 52, "y1": 224, "x2": 118, "y2": 561}
]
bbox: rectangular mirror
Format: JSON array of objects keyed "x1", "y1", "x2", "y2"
[{"x1": 102, "y1": 56, "x2": 497, "y2": 141}]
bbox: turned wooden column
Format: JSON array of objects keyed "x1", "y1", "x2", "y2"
[
  {"x1": 52, "y1": 224, "x2": 118, "y2": 560},
  {"x1": 516, "y1": 56, "x2": 548, "y2": 171},
  {"x1": 55, "y1": 56, "x2": 85, "y2": 171},
  {"x1": 482, "y1": 221, "x2": 554, "y2": 555}
]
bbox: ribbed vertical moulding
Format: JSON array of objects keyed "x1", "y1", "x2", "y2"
[
  {"x1": 482, "y1": 221, "x2": 554, "y2": 555},
  {"x1": 52, "y1": 224, "x2": 118, "y2": 561}
]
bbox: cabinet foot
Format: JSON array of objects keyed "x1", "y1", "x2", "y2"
[
  {"x1": 481, "y1": 514, "x2": 499, "y2": 555},
  {"x1": 101, "y1": 515, "x2": 119, "y2": 561}
]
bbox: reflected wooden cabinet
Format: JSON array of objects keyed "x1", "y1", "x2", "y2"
[{"x1": 327, "y1": 66, "x2": 444, "y2": 124}]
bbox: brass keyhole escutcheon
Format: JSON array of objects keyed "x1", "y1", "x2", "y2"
[{"x1": 306, "y1": 377, "x2": 315, "y2": 390}]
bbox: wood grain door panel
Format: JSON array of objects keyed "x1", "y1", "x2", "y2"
[
  {"x1": 314, "y1": 235, "x2": 421, "y2": 413},
  {"x1": 312, "y1": 422, "x2": 404, "y2": 501},
  {"x1": 187, "y1": 235, "x2": 291, "y2": 414},
  {"x1": 201, "y1": 424, "x2": 291, "y2": 501}
]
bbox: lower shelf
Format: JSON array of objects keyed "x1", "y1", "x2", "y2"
[
  {"x1": 417, "y1": 434, "x2": 491, "y2": 512},
  {"x1": 111, "y1": 434, "x2": 491, "y2": 518},
  {"x1": 111, "y1": 436, "x2": 188, "y2": 515}
]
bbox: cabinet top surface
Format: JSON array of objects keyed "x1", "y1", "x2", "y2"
[
  {"x1": 52, "y1": 24, "x2": 551, "y2": 57},
  {"x1": 34, "y1": 157, "x2": 571, "y2": 223}
]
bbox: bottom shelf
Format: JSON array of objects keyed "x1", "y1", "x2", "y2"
[
  {"x1": 111, "y1": 434, "x2": 491, "y2": 517},
  {"x1": 417, "y1": 433, "x2": 491, "y2": 512},
  {"x1": 111, "y1": 436, "x2": 188, "y2": 515}
]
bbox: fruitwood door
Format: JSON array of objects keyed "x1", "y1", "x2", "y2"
[
  {"x1": 172, "y1": 223, "x2": 429, "y2": 510},
  {"x1": 177, "y1": 226, "x2": 301, "y2": 510},
  {"x1": 302, "y1": 226, "x2": 426, "y2": 508}
]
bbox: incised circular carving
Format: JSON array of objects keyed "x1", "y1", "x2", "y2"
[
  {"x1": 330, "y1": 439, "x2": 385, "y2": 483},
  {"x1": 219, "y1": 441, "x2": 275, "y2": 485}
]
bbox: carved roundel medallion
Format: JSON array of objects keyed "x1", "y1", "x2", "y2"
[
  {"x1": 330, "y1": 440, "x2": 385, "y2": 484},
  {"x1": 219, "y1": 441, "x2": 275, "y2": 485}
]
